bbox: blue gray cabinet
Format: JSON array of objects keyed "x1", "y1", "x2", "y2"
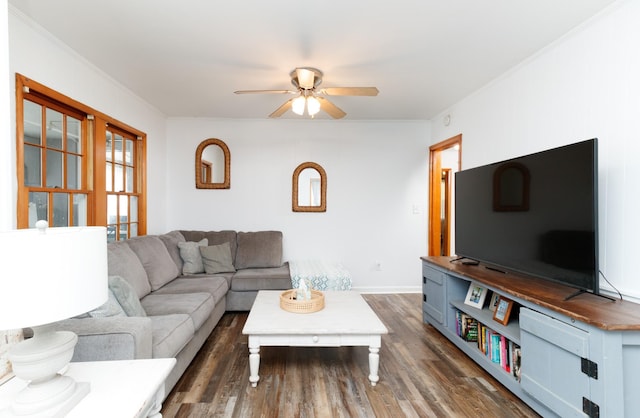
[
  {"x1": 421, "y1": 256, "x2": 640, "y2": 418},
  {"x1": 422, "y1": 263, "x2": 446, "y2": 325}
]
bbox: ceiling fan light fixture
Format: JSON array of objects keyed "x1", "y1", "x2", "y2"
[
  {"x1": 235, "y1": 67, "x2": 377, "y2": 119},
  {"x1": 292, "y1": 95, "x2": 306, "y2": 115},
  {"x1": 307, "y1": 96, "x2": 321, "y2": 116}
]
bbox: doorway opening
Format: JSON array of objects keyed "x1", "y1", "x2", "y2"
[{"x1": 429, "y1": 134, "x2": 462, "y2": 256}]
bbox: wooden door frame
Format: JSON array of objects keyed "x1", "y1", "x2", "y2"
[{"x1": 428, "y1": 134, "x2": 462, "y2": 256}]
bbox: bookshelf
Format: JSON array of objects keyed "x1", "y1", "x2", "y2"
[{"x1": 421, "y1": 256, "x2": 640, "y2": 418}]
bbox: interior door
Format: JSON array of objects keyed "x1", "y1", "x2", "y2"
[{"x1": 428, "y1": 135, "x2": 461, "y2": 256}]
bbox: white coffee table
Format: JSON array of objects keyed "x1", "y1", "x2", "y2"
[{"x1": 242, "y1": 290, "x2": 388, "y2": 387}]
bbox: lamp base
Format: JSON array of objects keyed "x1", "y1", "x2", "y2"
[
  {"x1": 2, "y1": 330, "x2": 89, "y2": 417},
  {"x1": 1, "y1": 378, "x2": 89, "y2": 417}
]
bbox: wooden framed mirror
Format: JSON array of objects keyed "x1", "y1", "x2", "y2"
[
  {"x1": 292, "y1": 162, "x2": 326, "y2": 212},
  {"x1": 195, "y1": 138, "x2": 230, "y2": 189}
]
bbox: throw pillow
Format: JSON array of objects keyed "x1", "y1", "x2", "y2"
[
  {"x1": 108, "y1": 275, "x2": 147, "y2": 317},
  {"x1": 88, "y1": 289, "x2": 126, "y2": 318},
  {"x1": 178, "y1": 238, "x2": 208, "y2": 274},
  {"x1": 200, "y1": 242, "x2": 236, "y2": 274}
]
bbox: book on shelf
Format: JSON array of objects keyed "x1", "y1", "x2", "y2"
[
  {"x1": 455, "y1": 310, "x2": 479, "y2": 342},
  {"x1": 478, "y1": 323, "x2": 486, "y2": 354},
  {"x1": 464, "y1": 316, "x2": 478, "y2": 342},
  {"x1": 490, "y1": 332, "x2": 501, "y2": 364},
  {"x1": 455, "y1": 309, "x2": 522, "y2": 382}
]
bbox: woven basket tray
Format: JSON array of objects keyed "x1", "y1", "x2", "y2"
[{"x1": 280, "y1": 289, "x2": 325, "y2": 313}]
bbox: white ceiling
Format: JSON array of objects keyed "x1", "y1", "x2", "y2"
[{"x1": 9, "y1": 0, "x2": 616, "y2": 120}]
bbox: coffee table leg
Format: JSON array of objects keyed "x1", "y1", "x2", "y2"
[
  {"x1": 249, "y1": 346, "x2": 260, "y2": 387},
  {"x1": 368, "y1": 346, "x2": 380, "y2": 386}
]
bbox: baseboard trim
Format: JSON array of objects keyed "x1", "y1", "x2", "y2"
[{"x1": 353, "y1": 286, "x2": 421, "y2": 294}]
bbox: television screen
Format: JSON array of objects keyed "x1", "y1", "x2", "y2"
[{"x1": 454, "y1": 138, "x2": 598, "y2": 294}]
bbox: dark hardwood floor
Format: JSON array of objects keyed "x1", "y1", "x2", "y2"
[{"x1": 161, "y1": 293, "x2": 540, "y2": 417}]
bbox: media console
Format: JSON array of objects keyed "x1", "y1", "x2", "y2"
[{"x1": 421, "y1": 256, "x2": 640, "y2": 418}]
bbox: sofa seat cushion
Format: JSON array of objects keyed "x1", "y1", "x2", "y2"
[
  {"x1": 107, "y1": 241, "x2": 151, "y2": 299},
  {"x1": 127, "y1": 236, "x2": 180, "y2": 291},
  {"x1": 149, "y1": 314, "x2": 194, "y2": 358},
  {"x1": 231, "y1": 264, "x2": 291, "y2": 292},
  {"x1": 235, "y1": 231, "x2": 283, "y2": 269},
  {"x1": 151, "y1": 276, "x2": 229, "y2": 306},
  {"x1": 141, "y1": 292, "x2": 214, "y2": 329}
]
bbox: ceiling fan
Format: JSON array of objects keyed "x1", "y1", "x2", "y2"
[{"x1": 234, "y1": 67, "x2": 378, "y2": 119}]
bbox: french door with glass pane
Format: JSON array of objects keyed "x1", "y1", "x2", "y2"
[
  {"x1": 22, "y1": 98, "x2": 89, "y2": 227},
  {"x1": 16, "y1": 74, "x2": 147, "y2": 238}
]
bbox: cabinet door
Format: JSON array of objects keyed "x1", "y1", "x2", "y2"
[
  {"x1": 422, "y1": 264, "x2": 446, "y2": 325},
  {"x1": 520, "y1": 308, "x2": 591, "y2": 417}
]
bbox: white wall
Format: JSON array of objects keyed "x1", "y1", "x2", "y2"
[
  {"x1": 431, "y1": 0, "x2": 640, "y2": 301},
  {"x1": 13, "y1": 2, "x2": 637, "y2": 296},
  {"x1": 0, "y1": 0, "x2": 12, "y2": 231},
  {"x1": 6, "y1": 8, "x2": 169, "y2": 231},
  {"x1": 166, "y1": 118, "x2": 431, "y2": 292}
]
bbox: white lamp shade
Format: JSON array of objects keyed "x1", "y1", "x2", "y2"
[
  {"x1": 307, "y1": 96, "x2": 321, "y2": 116},
  {"x1": 0, "y1": 225, "x2": 108, "y2": 331},
  {"x1": 291, "y1": 95, "x2": 306, "y2": 115}
]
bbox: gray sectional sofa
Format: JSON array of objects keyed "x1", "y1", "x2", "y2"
[{"x1": 51, "y1": 229, "x2": 291, "y2": 396}]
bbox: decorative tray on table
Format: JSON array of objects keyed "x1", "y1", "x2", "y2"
[{"x1": 279, "y1": 289, "x2": 325, "y2": 313}]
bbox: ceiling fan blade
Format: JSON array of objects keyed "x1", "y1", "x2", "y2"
[
  {"x1": 318, "y1": 87, "x2": 379, "y2": 96},
  {"x1": 269, "y1": 99, "x2": 293, "y2": 118},
  {"x1": 234, "y1": 90, "x2": 296, "y2": 94},
  {"x1": 316, "y1": 97, "x2": 346, "y2": 119},
  {"x1": 296, "y1": 68, "x2": 316, "y2": 90}
]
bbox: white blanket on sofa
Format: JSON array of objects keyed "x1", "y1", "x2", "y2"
[{"x1": 289, "y1": 259, "x2": 353, "y2": 291}]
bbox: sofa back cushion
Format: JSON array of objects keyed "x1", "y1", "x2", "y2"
[
  {"x1": 158, "y1": 230, "x2": 186, "y2": 273},
  {"x1": 235, "y1": 231, "x2": 283, "y2": 269},
  {"x1": 107, "y1": 241, "x2": 152, "y2": 298},
  {"x1": 127, "y1": 236, "x2": 180, "y2": 291},
  {"x1": 181, "y1": 230, "x2": 238, "y2": 262}
]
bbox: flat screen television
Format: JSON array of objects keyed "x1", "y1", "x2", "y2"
[{"x1": 454, "y1": 138, "x2": 599, "y2": 295}]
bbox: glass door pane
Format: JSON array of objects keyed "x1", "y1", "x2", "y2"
[
  {"x1": 52, "y1": 193, "x2": 69, "y2": 227},
  {"x1": 23, "y1": 100, "x2": 42, "y2": 145},
  {"x1": 24, "y1": 145, "x2": 42, "y2": 187},
  {"x1": 67, "y1": 154, "x2": 81, "y2": 190},
  {"x1": 72, "y1": 194, "x2": 87, "y2": 226},
  {"x1": 45, "y1": 108, "x2": 63, "y2": 149},
  {"x1": 46, "y1": 150, "x2": 63, "y2": 188},
  {"x1": 28, "y1": 192, "x2": 48, "y2": 227},
  {"x1": 66, "y1": 116, "x2": 81, "y2": 153}
]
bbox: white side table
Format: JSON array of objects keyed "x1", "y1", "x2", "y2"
[{"x1": 0, "y1": 358, "x2": 175, "y2": 418}]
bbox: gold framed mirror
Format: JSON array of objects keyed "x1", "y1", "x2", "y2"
[
  {"x1": 292, "y1": 162, "x2": 326, "y2": 212},
  {"x1": 195, "y1": 138, "x2": 230, "y2": 189}
]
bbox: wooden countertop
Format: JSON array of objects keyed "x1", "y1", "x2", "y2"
[{"x1": 421, "y1": 256, "x2": 640, "y2": 331}]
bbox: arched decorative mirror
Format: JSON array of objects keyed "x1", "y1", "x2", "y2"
[
  {"x1": 292, "y1": 162, "x2": 326, "y2": 212},
  {"x1": 195, "y1": 138, "x2": 230, "y2": 189}
]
